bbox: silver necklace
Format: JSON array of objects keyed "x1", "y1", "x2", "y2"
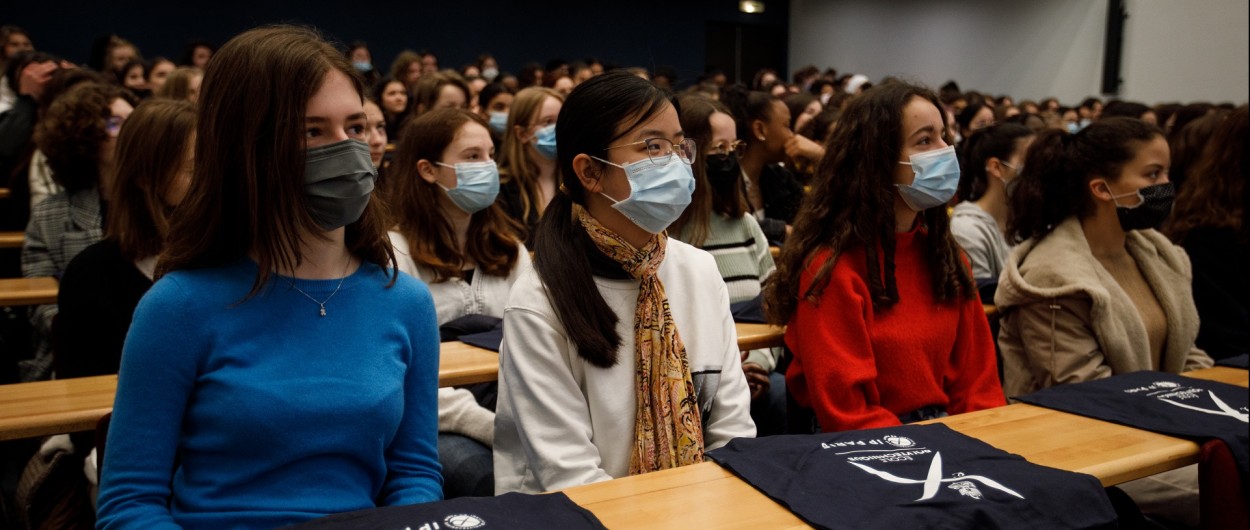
[{"x1": 286, "y1": 257, "x2": 351, "y2": 317}]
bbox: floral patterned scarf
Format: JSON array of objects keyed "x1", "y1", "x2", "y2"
[{"x1": 574, "y1": 204, "x2": 705, "y2": 475}]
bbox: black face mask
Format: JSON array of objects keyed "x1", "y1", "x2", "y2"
[
  {"x1": 1111, "y1": 182, "x2": 1175, "y2": 231},
  {"x1": 706, "y1": 153, "x2": 740, "y2": 181}
]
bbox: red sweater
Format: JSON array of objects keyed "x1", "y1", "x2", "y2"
[{"x1": 785, "y1": 226, "x2": 1004, "y2": 432}]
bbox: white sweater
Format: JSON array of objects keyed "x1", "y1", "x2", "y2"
[
  {"x1": 389, "y1": 231, "x2": 533, "y2": 447},
  {"x1": 494, "y1": 239, "x2": 756, "y2": 494},
  {"x1": 388, "y1": 231, "x2": 531, "y2": 327}
]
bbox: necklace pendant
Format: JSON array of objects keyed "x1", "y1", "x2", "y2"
[{"x1": 319, "y1": 306, "x2": 327, "y2": 317}]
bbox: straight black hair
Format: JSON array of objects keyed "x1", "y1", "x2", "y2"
[
  {"x1": 531, "y1": 70, "x2": 675, "y2": 368},
  {"x1": 956, "y1": 123, "x2": 1033, "y2": 202}
]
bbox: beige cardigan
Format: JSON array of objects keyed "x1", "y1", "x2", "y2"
[{"x1": 995, "y1": 217, "x2": 1212, "y2": 397}]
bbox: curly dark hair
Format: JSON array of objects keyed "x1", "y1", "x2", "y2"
[
  {"x1": 1165, "y1": 105, "x2": 1246, "y2": 243},
  {"x1": 33, "y1": 82, "x2": 135, "y2": 193},
  {"x1": 764, "y1": 80, "x2": 975, "y2": 324},
  {"x1": 1168, "y1": 110, "x2": 1227, "y2": 189}
]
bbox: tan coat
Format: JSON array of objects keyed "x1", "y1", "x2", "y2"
[{"x1": 994, "y1": 217, "x2": 1212, "y2": 398}]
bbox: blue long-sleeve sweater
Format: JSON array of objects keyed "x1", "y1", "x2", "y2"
[{"x1": 96, "y1": 258, "x2": 443, "y2": 530}]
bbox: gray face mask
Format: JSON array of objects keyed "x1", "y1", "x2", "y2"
[{"x1": 303, "y1": 139, "x2": 377, "y2": 230}]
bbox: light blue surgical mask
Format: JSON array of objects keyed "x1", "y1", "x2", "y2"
[
  {"x1": 1066, "y1": 122, "x2": 1081, "y2": 134},
  {"x1": 488, "y1": 111, "x2": 509, "y2": 134},
  {"x1": 304, "y1": 139, "x2": 377, "y2": 230},
  {"x1": 435, "y1": 160, "x2": 500, "y2": 214},
  {"x1": 352, "y1": 61, "x2": 373, "y2": 73},
  {"x1": 591, "y1": 155, "x2": 695, "y2": 234},
  {"x1": 896, "y1": 145, "x2": 960, "y2": 211},
  {"x1": 533, "y1": 124, "x2": 557, "y2": 160}
]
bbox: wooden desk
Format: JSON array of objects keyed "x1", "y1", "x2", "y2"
[
  {"x1": 0, "y1": 276, "x2": 58, "y2": 306},
  {"x1": 564, "y1": 460, "x2": 809, "y2": 529},
  {"x1": 0, "y1": 188, "x2": 10, "y2": 199},
  {"x1": 925, "y1": 366, "x2": 1245, "y2": 487},
  {"x1": 769, "y1": 246, "x2": 780, "y2": 258},
  {"x1": 565, "y1": 367, "x2": 1248, "y2": 528},
  {"x1": 0, "y1": 342, "x2": 500, "y2": 441},
  {"x1": 438, "y1": 341, "x2": 500, "y2": 387},
  {"x1": 0, "y1": 375, "x2": 117, "y2": 442},
  {"x1": 0, "y1": 231, "x2": 22, "y2": 249},
  {"x1": 734, "y1": 322, "x2": 785, "y2": 350},
  {"x1": 983, "y1": 304, "x2": 998, "y2": 319}
]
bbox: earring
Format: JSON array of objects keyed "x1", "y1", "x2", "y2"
[{"x1": 758, "y1": 135, "x2": 766, "y2": 141}]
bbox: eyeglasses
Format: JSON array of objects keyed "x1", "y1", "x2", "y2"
[
  {"x1": 106, "y1": 116, "x2": 126, "y2": 137},
  {"x1": 603, "y1": 137, "x2": 696, "y2": 165},
  {"x1": 707, "y1": 140, "x2": 746, "y2": 157}
]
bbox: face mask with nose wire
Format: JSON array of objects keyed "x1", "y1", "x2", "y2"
[
  {"x1": 303, "y1": 139, "x2": 377, "y2": 230},
  {"x1": 591, "y1": 154, "x2": 695, "y2": 235},
  {"x1": 435, "y1": 160, "x2": 501, "y2": 215},
  {"x1": 896, "y1": 145, "x2": 960, "y2": 211}
]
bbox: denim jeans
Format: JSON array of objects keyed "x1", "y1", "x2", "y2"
[{"x1": 437, "y1": 433, "x2": 494, "y2": 498}]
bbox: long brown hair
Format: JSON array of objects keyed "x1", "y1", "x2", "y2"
[
  {"x1": 389, "y1": 108, "x2": 523, "y2": 282},
  {"x1": 154, "y1": 66, "x2": 200, "y2": 100},
  {"x1": 158, "y1": 25, "x2": 396, "y2": 295},
  {"x1": 411, "y1": 70, "x2": 470, "y2": 115},
  {"x1": 497, "y1": 86, "x2": 563, "y2": 219},
  {"x1": 1168, "y1": 110, "x2": 1227, "y2": 189},
  {"x1": 670, "y1": 94, "x2": 747, "y2": 246},
  {"x1": 1165, "y1": 105, "x2": 1246, "y2": 243},
  {"x1": 764, "y1": 81, "x2": 974, "y2": 324},
  {"x1": 107, "y1": 98, "x2": 196, "y2": 261}
]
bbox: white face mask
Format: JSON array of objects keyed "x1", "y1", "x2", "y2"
[
  {"x1": 591, "y1": 155, "x2": 695, "y2": 234},
  {"x1": 435, "y1": 161, "x2": 500, "y2": 214},
  {"x1": 896, "y1": 146, "x2": 960, "y2": 211}
]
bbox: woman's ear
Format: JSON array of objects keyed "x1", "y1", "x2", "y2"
[
  {"x1": 416, "y1": 159, "x2": 439, "y2": 184},
  {"x1": 751, "y1": 119, "x2": 767, "y2": 142},
  {"x1": 515, "y1": 124, "x2": 530, "y2": 144},
  {"x1": 572, "y1": 153, "x2": 604, "y2": 193},
  {"x1": 1087, "y1": 177, "x2": 1113, "y2": 202},
  {"x1": 985, "y1": 157, "x2": 1004, "y2": 181}
]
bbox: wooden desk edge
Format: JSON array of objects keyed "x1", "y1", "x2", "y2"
[
  {"x1": 0, "y1": 277, "x2": 59, "y2": 306},
  {"x1": 1, "y1": 347, "x2": 501, "y2": 441},
  {"x1": 735, "y1": 324, "x2": 786, "y2": 351},
  {"x1": 0, "y1": 408, "x2": 113, "y2": 442}
]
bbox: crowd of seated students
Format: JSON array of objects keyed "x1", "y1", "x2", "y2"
[{"x1": 0, "y1": 21, "x2": 1245, "y2": 530}]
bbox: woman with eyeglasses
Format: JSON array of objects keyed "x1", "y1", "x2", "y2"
[
  {"x1": 763, "y1": 81, "x2": 1004, "y2": 434},
  {"x1": 494, "y1": 71, "x2": 755, "y2": 494},
  {"x1": 496, "y1": 86, "x2": 563, "y2": 237},
  {"x1": 21, "y1": 82, "x2": 136, "y2": 381},
  {"x1": 387, "y1": 108, "x2": 528, "y2": 498},
  {"x1": 669, "y1": 94, "x2": 784, "y2": 435}
]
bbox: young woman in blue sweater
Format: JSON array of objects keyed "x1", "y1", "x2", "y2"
[{"x1": 96, "y1": 26, "x2": 443, "y2": 529}]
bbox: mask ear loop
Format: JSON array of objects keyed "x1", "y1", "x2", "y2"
[{"x1": 1098, "y1": 179, "x2": 1143, "y2": 208}]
